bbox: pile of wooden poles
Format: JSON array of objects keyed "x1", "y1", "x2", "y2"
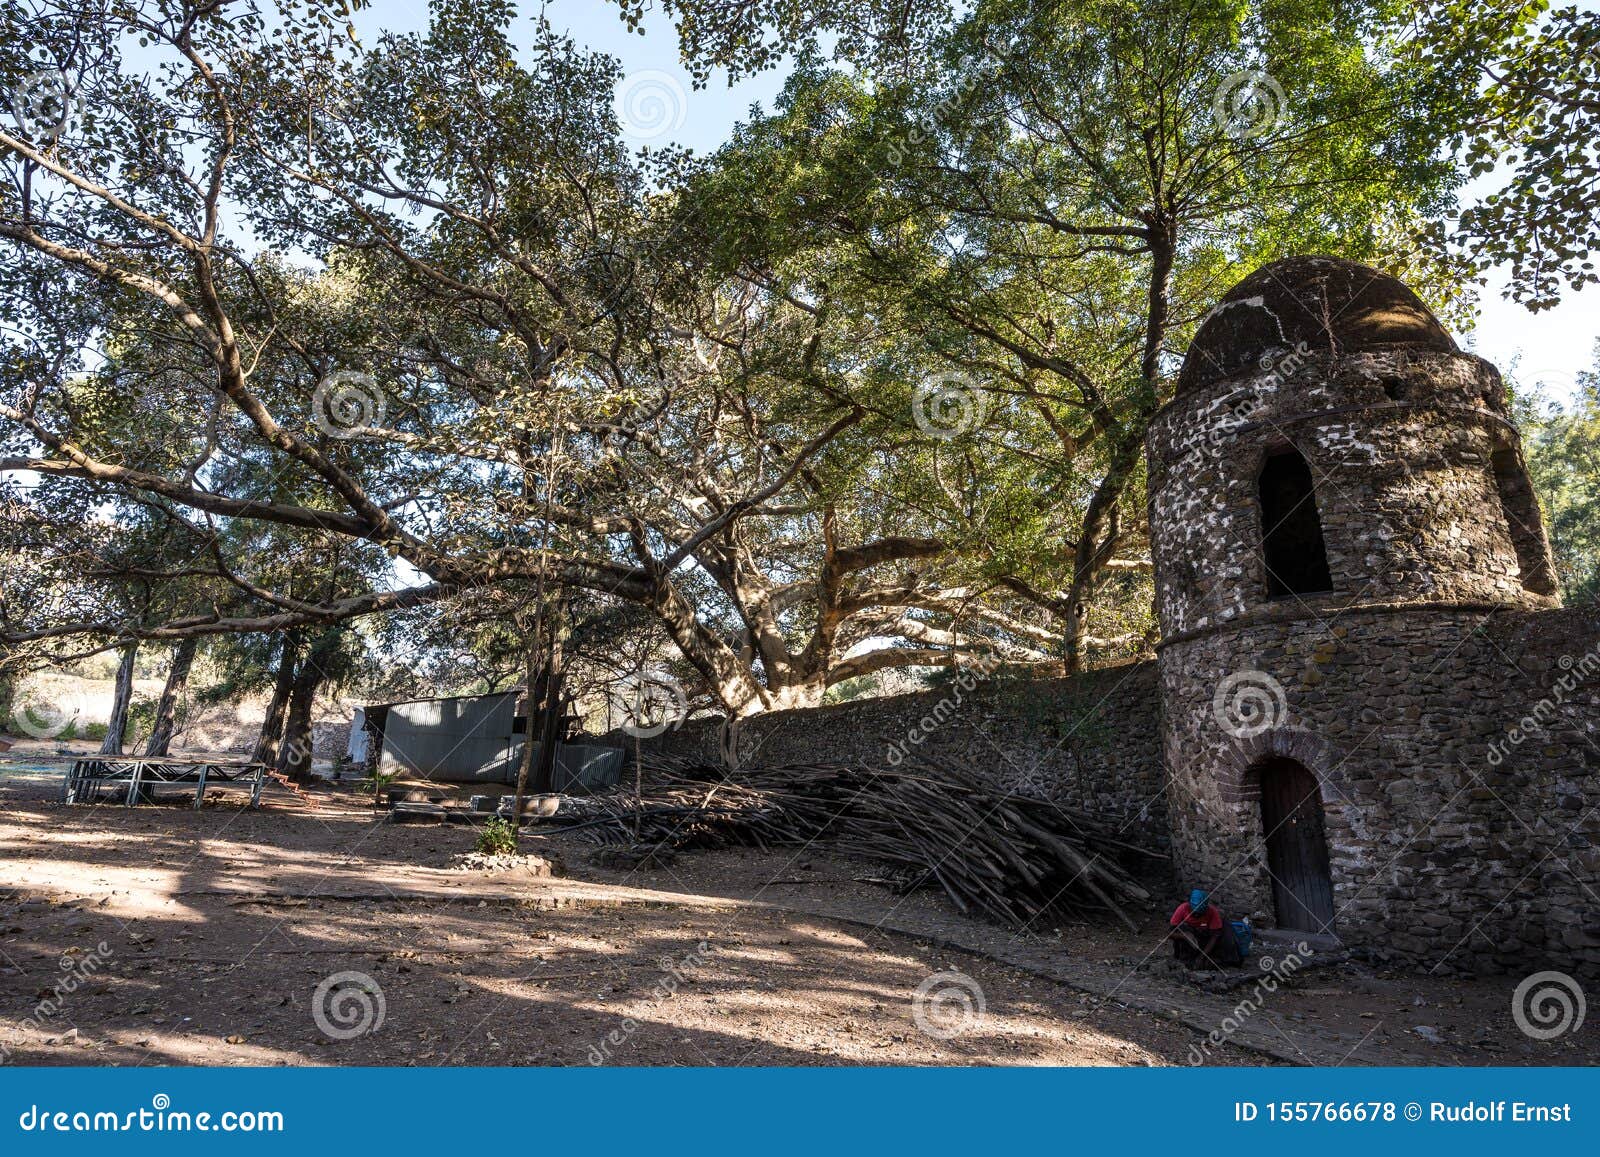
[{"x1": 547, "y1": 753, "x2": 1162, "y2": 931}]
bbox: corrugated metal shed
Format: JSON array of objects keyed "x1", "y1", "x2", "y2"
[
  {"x1": 521, "y1": 742, "x2": 625, "y2": 793},
  {"x1": 377, "y1": 691, "x2": 520, "y2": 783},
  {"x1": 360, "y1": 691, "x2": 625, "y2": 791}
]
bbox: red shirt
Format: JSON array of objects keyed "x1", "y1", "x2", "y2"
[{"x1": 1170, "y1": 901, "x2": 1223, "y2": 930}]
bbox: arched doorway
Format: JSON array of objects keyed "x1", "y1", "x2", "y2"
[{"x1": 1257, "y1": 757, "x2": 1335, "y2": 933}]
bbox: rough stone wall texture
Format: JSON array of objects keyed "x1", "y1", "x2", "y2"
[
  {"x1": 1147, "y1": 257, "x2": 1592, "y2": 976},
  {"x1": 1147, "y1": 347, "x2": 1557, "y2": 639},
  {"x1": 1158, "y1": 605, "x2": 1599, "y2": 977},
  {"x1": 598, "y1": 662, "x2": 1171, "y2": 855}
]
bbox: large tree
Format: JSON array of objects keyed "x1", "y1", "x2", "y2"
[
  {"x1": 0, "y1": 0, "x2": 1071, "y2": 717},
  {"x1": 0, "y1": 0, "x2": 1524, "y2": 717},
  {"x1": 683, "y1": 0, "x2": 1470, "y2": 668},
  {"x1": 1407, "y1": 1, "x2": 1600, "y2": 309}
]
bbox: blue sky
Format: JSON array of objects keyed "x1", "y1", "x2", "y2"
[{"x1": 361, "y1": 0, "x2": 1600, "y2": 400}]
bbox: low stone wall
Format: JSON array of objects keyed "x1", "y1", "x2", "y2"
[
  {"x1": 595, "y1": 660, "x2": 1170, "y2": 857},
  {"x1": 593, "y1": 600, "x2": 1600, "y2": 976}
]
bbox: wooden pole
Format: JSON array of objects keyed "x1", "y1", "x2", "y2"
[{"x1": 633, "y1": 730, "x2": 643, "y2": 842}]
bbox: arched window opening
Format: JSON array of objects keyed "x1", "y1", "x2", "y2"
[
  {"x1": 1491, "y1": 445, "x2": 1558, "y2": 595},
  {"x1": 1259, "y1": 449, "x2": 1334, "y2": 598}
]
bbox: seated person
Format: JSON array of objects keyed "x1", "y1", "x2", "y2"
[{"x1": 1167, "y1": 889, "x2": 1242, "y2": 968}]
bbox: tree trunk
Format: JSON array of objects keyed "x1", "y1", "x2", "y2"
[
  {"x1": 718, "y1": 715, "x2": 743, "y2": 770},
  {"x1": 99, "y1": 642, "x2": 139, "y2": 755},
  {"x1": 648, "y1": 578, "x2": 768, "y2": 716},
  {"x1": 1059, "y1": 224, "x2": 1173, "y2": 675},
  {"x1": 277, "y1": 646, "x2": 329, "y2": 783},
  {"x1": 512, "y1": 604, "x2": 565, "y2": 826},
  {"x1": 143, "y1": 638, "x2": 198, "y2": 756},
  {"x1": 1061, "y1": 430, "x2": 1143, "y2": 674},
  {"x1": 534, "y1": 664, "x2": 564, "y2": 793},
  {"x1": 509, "y1": 635, "x2": 543, "y2": 829},
  {"x1": 0, "y1": 669, "x2": 16, "y2": 734},
  {"x1": 252, "y1": 636, "x2": 298, "y2": 766},
  {"x1": 765, "y1": 677, "x2": 827, "y2": 712}
]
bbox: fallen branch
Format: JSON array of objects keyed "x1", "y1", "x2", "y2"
[{"x1": 546, "y1": 754, "x2": 1164, "y2": 931}]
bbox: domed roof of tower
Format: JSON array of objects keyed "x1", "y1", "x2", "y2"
[{"x1": 1177, "y1": 255, "x2": 1457, "y2": 394}]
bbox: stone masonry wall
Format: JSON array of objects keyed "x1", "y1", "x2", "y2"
[
  {"x1": 1143, "y1": 297, "x2": 1590, "y2": 977},
  {"x1": 598, "y1": 600, "x2": 1598, "y2": 977},
  {"x1": 1147, "y1": 348, "x2": 1557, "y2": 640},
  {"x1": 592, "y1": 265, "x2": 1600, "y2": 976},
  {"x1": 1159, "y1": 603, "x2": 1600, "y2": 977},
  {"x1": 599, "y1": 661, "x2": 1171, "y2": 857}
]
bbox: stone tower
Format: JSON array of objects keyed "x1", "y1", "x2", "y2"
[{"x1": 1146, "y1": 256, "x2": 1567, "y2": 959}]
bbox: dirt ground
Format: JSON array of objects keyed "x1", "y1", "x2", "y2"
[{"x1": 1, "y1": 768, "x2": 1593, "y2": 1067}]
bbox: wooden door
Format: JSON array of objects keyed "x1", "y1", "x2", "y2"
[{"x1": 1259, "y1": 759, "x2": 1335, "y2": 933}]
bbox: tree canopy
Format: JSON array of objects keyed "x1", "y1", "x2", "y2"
[{"x1": 2, "y1": 0, "x2": 1594, "y2": 721}]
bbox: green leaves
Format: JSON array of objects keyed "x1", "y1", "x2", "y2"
[
  {"x1": 675, "y1": 0, "x2": 1475, "y2": 664},
  {"x1": 1406, "y1": 2, "x2": 1600, "y2": 309},
  {"x1": 605, "y1": 0, "x2": 956, "y2": 85},
  {"x1": 7, "y1": 0, "x2": 1573, "y2": 700},
  {"x1": 1521, "y1": 346, "x2": 1600, "y2": 602}
]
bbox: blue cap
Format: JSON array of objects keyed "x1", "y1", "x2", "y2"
[{"x1": 1190, "y1": 889, "x2": 1209, "y2": 911}]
